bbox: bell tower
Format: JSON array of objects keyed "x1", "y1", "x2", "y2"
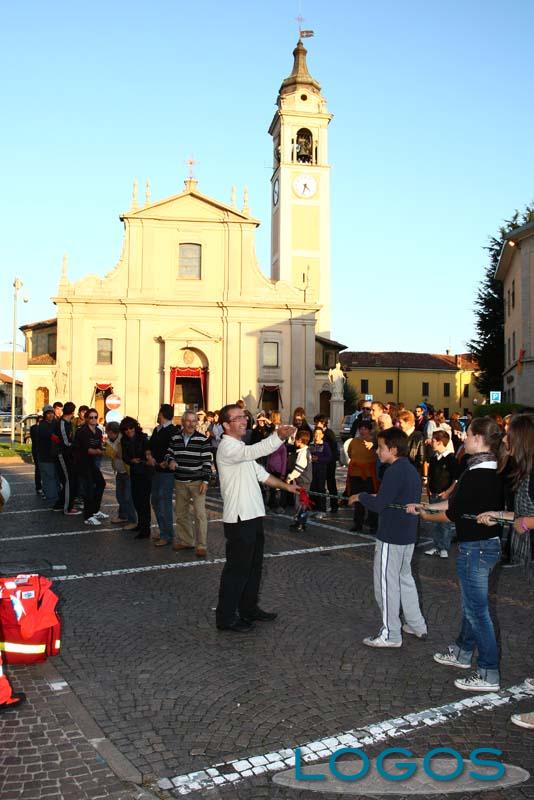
[{"x1": 269, "y1": 39, "x2": 333, "y2": 336}]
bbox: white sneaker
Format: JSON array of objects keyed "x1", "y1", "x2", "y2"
[
  {"x1": 314, "y1": 513, "x2": 326, "y2": 520},
  {"x1": 84, "y1": 515, "x2": 102, "y2": 526},
  {"x1": 94, "y1": 511, "x2": 109, "y2": 520},
  {"x1": 363, "y1": 634, "x2": 402, "y2": 648},
  {"x1": 424, "y1": 547, "x2": 440, "y2": 556},
  {"x1": 454, "y1": 672, "x2": 500, "y2": 692},
  {"x1": 433, "y1": 646, "x2": 471, "y2": 669},
  {"x1": 402, "y1": 624, "x2": 427, "y2": 639},
  {"x1": 511, "y1": 712, "x2": 534, "y2": 729},
  {"x1": 439, "y1": 549, "x2": 449, "y2": 558}
]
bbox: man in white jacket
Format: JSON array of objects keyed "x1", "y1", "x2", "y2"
[{"x1": 215, "y1": 404, "x2": 299, "y2": 632}]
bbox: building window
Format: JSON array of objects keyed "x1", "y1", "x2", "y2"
[
  {"x1": 361, "y1": 379, "x2": 369, "y2": 394},
  {"x1": 512, "y1": 280, "x2": 515, "y2": 309},
  {"x1": 422, "y1": 381, "x2": 429, "y2": 396},
  {"x1": 513, "y1": 331, "x2": 516, "y2": 362},
  {"x1": 178, "y1": 243, "x2": 201, "y2": 279},
  {"x1": 295, "y1": 128, "x2": 313, "y2": 163},
  {"x1": 35, "y1": 386, "x2": 49, "y2": 410},
  {"x1": 385, "y1": 379, "x2": 393, "y2": 394},
  {"x1": 507, "y1": 338, "x2": 511, "y2": 367},
  {"x1": 507, "y1": 290, "x2": 511, "y2": 317},
  {"x1": 444, "y1": 407, "x2": 449, "y2": 419},
  {"x1": 97, "y1": 338, "x2": 113, "y2": 365},
  {"x1": 33, "y1": 332, "x2": 56, "y2": 357},
  {"x1": 444, "y1": 382, "x2": 450, "y2": 397},
  {"x1": 324, "y1": 350, "x2": 336, "y2": 369},
  {"x1": 263, "y1": 341, "x2": 279, "y2": 368},
  {"x1": 463, "y1": 384, "x2": 469, "y2": 398},
  {"x1": 511, "y1": 387, "x2": 515, "y2": 403}
]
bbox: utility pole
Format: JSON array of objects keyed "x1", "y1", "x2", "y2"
[{"x1": 10, "y1": 278, "x2": 22, "y2": 444}]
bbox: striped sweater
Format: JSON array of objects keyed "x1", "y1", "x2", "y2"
[{"x1": 165, "y1": 430, "x2": 212, "y2": 482}]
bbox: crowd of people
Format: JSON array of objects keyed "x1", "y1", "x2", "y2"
[{"x1": 3, "y1": 395, "x2": 534, "y2": 730}]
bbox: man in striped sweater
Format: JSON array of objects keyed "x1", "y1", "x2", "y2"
[{"x1": 166, "y1": 411, "x2": 212, "y2": 557}]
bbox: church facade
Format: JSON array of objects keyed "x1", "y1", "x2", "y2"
[{"x1": 21, "y1": 41, "x2": 341, "y2": 426}]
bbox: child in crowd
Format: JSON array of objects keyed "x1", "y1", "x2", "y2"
[
  {"x1": 347, "y1": 419, "x2": 379, "y2": 532},
  {"x1": 287, "y1": 430, "x2": 312, "y2": 531},
  {"x1": 309, "y1": 426, "x2": 332, "y2": 520},
  {"x1": 266, "y1": 411, "x2": 287, "y2": 512},
  {"x1": 105, "y1": 421, "x2": 137, "y2": 529},
  {"x1": 424, "y1": 430, "x2": 457, "y2": 558},
  {"x1": 349, "y1": 427, "x2": 426, "y2": 648}
]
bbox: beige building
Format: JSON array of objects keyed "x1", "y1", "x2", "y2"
[
  {"x1": 21, "y1": 40, "x2": 337, "y2": 426},
  {"x1": 495, "y1": 220, "x2": 534, "y2": 404},
  {"x1": 340, "y1": 352, "x2": 482, "y2": 415}
]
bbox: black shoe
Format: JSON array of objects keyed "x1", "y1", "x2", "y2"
[
  {"x1": 0, "y1": 692, "x2": 26, "y2": 713},
  {"x1": 350, "y1": 526, "x2": 363, "y2": 533},
  {"x1": 216, "y1": 620, "x2": 255, "y2": 633},
  {"x1": 134, "y1": 531, "x2": 150, "y2": 539},
  {"x1": 241, "y1": 608, "x2": 277, "y2": 622},
  {"x1": 52, "y1": 504, "x2": 63, "y2": 511},
  {"x1": 289, "y1": 523, "x2": 305, "y2": 532}
]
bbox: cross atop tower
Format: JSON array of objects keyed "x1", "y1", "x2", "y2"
[{"x1": 184, "y1": 155, "x2": 199, "y2": 191}]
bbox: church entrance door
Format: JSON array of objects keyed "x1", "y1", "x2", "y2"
[{"x1": 170, "y1": 366, "x2": 207, "y2": 414}]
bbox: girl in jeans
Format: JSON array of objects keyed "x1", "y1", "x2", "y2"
[
  {"x1": 409, "y1": 417, "x2": 505, "y2": 692},
  {"x1": 478, "y1": 413, "x2": 534, "y2": 727}
]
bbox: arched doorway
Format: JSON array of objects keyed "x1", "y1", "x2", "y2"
[
  {"x1": 94, "y1": 383, "x2": 113, "y2": 425},
  {"x1": 35, "y1": 386, "x2": 49, "y2": 411},
  {"x1": 320, "y1": 389, "x2": 331, "y2": 417},
  {"x1": 170, "y1": 349, "x2": 208, "y2": 415}
]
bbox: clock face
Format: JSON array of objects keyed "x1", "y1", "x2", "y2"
[
  {"x1": 293, "y1": 174, "x2": 317, "y2": 198},
  {"x1": 272, "y1": 178, "x2": 279, "y2": 206}
]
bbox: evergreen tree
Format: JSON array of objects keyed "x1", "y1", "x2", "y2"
[{"x1": 469, "y1": 204, "x2": 534, "y2": 397}]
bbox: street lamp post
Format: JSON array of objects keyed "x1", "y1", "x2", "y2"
[{"x1": 10, "y1": 278, "x2": 23, "y2": 444}]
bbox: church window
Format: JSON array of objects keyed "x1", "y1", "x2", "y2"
[
  {"x1": 360, "y1": 379, "x2": 368, "y2": 394},
  {"x1": 97, "y1": 338, "x2": 113, "y2": 365},
  {"x1": 33, "y1": 332, "x2": 56, "y2": 357},
  {"x1": 178, "y1": 243, "x2": 202, "y2": 279},
  {"x1": 422, "y1": 381, "x2": 429, "y2": 397},
  {"x1": 263, "y1": 342, "x2": 279, "y2": 368},
  {"x1": 296, "y1": 128, "x2": 313, "y2": 164},
  {"x1": 385, "y1": 379, "x2": 393, "y2": 394}
]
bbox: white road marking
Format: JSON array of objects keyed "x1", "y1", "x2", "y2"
[
  {"x1": 52, "y1": 541, "x2": 374, "y2": 582},
  {"x1": 1, "y1": 519, "x2": 224, "y2": 542},
  {"x1": 158, "y1": 683, "x2": 534, "y2": 795}
]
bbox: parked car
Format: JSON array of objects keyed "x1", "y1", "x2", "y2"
[
  {"x1": 16, "y1": 414, "x2": 40, "y2": 444},
  {"x1": 0, "y1": 413, "x2": 23, "y2": 435},
  {"x1": 340, "y1": 413, "x2": 357, "y2": 442}
]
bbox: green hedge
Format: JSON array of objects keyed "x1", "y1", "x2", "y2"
[
  {"x1": 473, "y1": 402, "x2": 530, "y2": 418},
  {"x1": 0, "y1": 442, "x2": 32, "y2": 458}
]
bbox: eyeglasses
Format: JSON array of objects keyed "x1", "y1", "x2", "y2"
[
  {"x1": 88, "y1": 415, "x2": 98, "y2": 420},
  {"x1": 228, "y1": 414, "x2": 247, "y2": 422}
]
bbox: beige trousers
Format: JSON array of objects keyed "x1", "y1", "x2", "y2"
[{"x1": 174, "y1": 481, "x2": 208, "y2": 548}]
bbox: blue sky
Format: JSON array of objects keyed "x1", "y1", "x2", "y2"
[{"x1": 1, "y1": 0, "x2": 533, "y2": 356}]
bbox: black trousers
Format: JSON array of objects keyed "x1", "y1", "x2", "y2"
[
  {"x1": 216, "y1": 517, "x2": 264, "y2": 626},
  {"x1": 57, "y1": 453, "x2": 76, "y2": 512},
  {"x1": 326, "y1": 461, "x2": 339, "y2": 511},
  {"x1": 310, "y1": 465, "x2": 327, "y2": 511},
  {"x1": 350, "y1": 475, "x2": 378, "y2": 531},
  {"x1": 32, "y1": 451, "x2": 41, "y2": 491},
  {"x1": 130, "y1": 471, "x2": 152, "y2": 533},
  {"x1": 81, "y1": 463, "x2": 106, "y2": 520}
]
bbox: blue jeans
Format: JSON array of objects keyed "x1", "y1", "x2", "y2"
[
  {"x1": 429, "y1": 494, "x2": 454, "y2": 551},
  {"x1": 453, "y1": 538, "x2": 501, "y2": 683},
  {"x1": 151, "y1": 471, "x2": 175, "y2": 541},
  {"x1": 39, "y1": 461, "x2": 59, "y2": 507},
  {"x1": 115, "y1": 472, "x2": 137, "y2": 523}
]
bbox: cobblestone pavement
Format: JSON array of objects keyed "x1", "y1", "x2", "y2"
[{"x1": 1, "y1": 461, "x2": 534, "y2": 799}]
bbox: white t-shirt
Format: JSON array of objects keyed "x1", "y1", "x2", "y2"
[{"x1": 216, "y1": 433, "x2": 283, "y2": 523}]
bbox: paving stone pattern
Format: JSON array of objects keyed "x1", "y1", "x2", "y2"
[{"x1": 1, "y1": 463, "x2": 534, "y2": 799}]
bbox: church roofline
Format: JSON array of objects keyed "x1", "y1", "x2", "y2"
[{"x1": 120, "y1": 186, "x2": 260, "y2": 226}]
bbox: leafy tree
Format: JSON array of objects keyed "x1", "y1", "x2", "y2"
[
  {"x1": 469, "y1": 204, "x2": 534, "y2": 397},
  {"x1": 343, "y1": 380, "x2": 358, "y2": 414}
]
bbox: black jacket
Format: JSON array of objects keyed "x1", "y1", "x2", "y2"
[
  {"x1": 121, "y1": 432, "x2": 151, "y2": 476},
  {"x1": 147, "y1": 423, "x2": 177, "y2": 471},
  {"x1": 407, "y1": 431, "x2": 425, "y2": 475}
]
